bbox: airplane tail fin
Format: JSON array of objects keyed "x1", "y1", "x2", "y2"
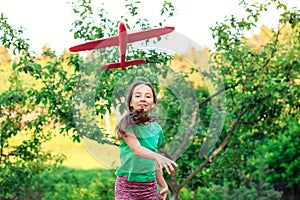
[{"x1": 100, "y1": 59, "x2": 146, "y2": 70}]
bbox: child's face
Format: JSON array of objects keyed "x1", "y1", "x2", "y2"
[{"x1": 130, "y1": 84, "x2": 155, "y2": 113}]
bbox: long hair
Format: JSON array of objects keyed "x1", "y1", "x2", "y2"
[{"x1": 115, "y1": 81, "x2": 157, "y2": 139}]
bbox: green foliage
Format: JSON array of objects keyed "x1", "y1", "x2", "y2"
[
  {"x1": 197, "y1": 181, "x2": 282, "y2": 200},
  {"x1": 70, "y1": 0, "x2": 106, "y2": 40},
  {"x1": 39, "y1": 167, "x2": 115, "y2": 200},
  {"x1": 257, "y1": 118, "x2": 300, "y2": 190},
  {"x1": 0, "y1": 13, "x2": 30, "y2": 54},
  {"x1": 1, "y1": 1, "x2": 183, "y2": 198},
  {"x1": 0, "y1": 13, "x2": 72, "y2": 198},
  {"x1": 1, "y1": 0, "x2": 300, "y2": 199},
  {"x1": 199, "y1": 0, "x2": 300, "y2": 199}
]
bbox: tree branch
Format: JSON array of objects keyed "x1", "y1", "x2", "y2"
[
  {"x1": 159, "y1": 103, "x2": 199, "y2": 160},
  {"x1": 171, "y1": 104, "x2": 199, "y2": 160},
  {"x1": 178, "y1": 105, "x2": 251, "y2": 190},
  {"x1": 160, "y1": 86, "x2": 232, "y2": 161},
  {"x1": 178, "y1": 93, "x2": 271, "y2": 189},
  {"x1": 198, "y1": 85, "x2": 234, "y2": 107}
]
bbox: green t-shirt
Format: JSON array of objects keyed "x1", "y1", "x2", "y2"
[{"x1": 115, "y1": 122, "x2": 164, "y2": 182}]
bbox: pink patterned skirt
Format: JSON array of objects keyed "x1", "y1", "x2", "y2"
[{"x1": 115, "y1": 176, "x2": 159, "y2": 200}]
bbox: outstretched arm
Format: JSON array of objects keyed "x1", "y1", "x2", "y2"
[{"x1": 123, "y1": 131, "x2": 177, "y2": 174}]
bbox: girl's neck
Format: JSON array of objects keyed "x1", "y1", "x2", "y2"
[{"x1": 141, "y1": 121, "x2": 151, "y2": 126}]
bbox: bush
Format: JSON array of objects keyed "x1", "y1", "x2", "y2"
[{"x1": 39, "y1": 166, "x2": 115, "y2": 200}]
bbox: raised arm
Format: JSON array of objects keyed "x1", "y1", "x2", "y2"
[{"x1": 123, "y1": 131, "x2": 177, "y2": 174}]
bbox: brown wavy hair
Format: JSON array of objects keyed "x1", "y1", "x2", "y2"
[{"x1": 115, "y1": 81, "x2": 157, "y2": 139}]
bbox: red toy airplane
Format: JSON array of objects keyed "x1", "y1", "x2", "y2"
[{"x1": 69, "y1": 22, "x2": 174, "y2": 70}]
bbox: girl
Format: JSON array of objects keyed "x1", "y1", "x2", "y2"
[{"x1": 115, "y1": 81, "x2": 178, "y2": 200}]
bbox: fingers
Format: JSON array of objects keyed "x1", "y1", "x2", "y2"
[
  {"x1": 170, "y1": 160, "x2": 178, "y2": 168},
  {"x1": 163, "y1": 159, "x2": 178, "y2": 174},
  {"x1": 164, "y1": 165, "x2": 171, "y2": 174},
  {"x1": 159, "y1": 187, "x2": 168, "y2": 195},
  {"x1": 159, "y1": 193, "x2": 167, "y2": 200},
  {"x1": 156, "y1": 155, "x2": 178, "y2": 174},
  {"x1": 165, "y1": 163, "x2": 173, "y2": 174},
  {"x1": 158, "y1": 194, "x2": 166, "y2": 200},
  {"x1": 159, "y1": 189, "x2": 168, "y2": 200}
]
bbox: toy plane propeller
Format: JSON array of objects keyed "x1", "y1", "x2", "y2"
[{"x1": 69, "y1": 22, "x2": 174, "y2": 70}]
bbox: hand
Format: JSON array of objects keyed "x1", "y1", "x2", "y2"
[
  {"x1": 155, "y1": 155, "x2": 178, "y2": 174},
  {"x1": 158, "y1": 186, "x2": 168, "y2": 200}
]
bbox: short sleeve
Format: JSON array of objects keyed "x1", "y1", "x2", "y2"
[
  {"x1": 124, "y1": 125, "x2": 134, "y2": 133},
  {"x1": 157, "y1": 129, "x2": 165, "y2": 148}
]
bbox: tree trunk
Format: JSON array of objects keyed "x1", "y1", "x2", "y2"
[
  {"x1": 24, "y1": 185, "x2": 30, "y2": 200},
  {"x1": 169, "y1": 173, "x2": 180, "y2": 200},
  {"x1": 169, "y1": 192, "x2": 179, "y2": 200},
  {"x1": 178, "y1": 106, "x2": 252, "y2": 191},
  {"x1": 193, "y1": 186, "x2": 199, "y2": 200}
]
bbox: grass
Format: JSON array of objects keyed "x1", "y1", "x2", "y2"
[
  {"x1": 43, "y1": 133, "x2": 109, "y2": 169},
  {"x1": 46, "y1": 133, "x2": 120, "y2": 170},
  {"x1": 81, "y1": 136, "x2": 120, "y2": 169},
  {"x1": 9, "y1": 127, "x2": 120, "y2": 170}
]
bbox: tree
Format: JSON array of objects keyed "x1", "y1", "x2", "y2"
[
  {"x1": 0, "y1": 14, "x2": 67, "y2": 198},
  {"x1": 189, "y1": 1, "x2": 299, "y2": 199},
  {"x1": 1, "y1": 0, "x2": 299, "y2": 199},
  {"x1": 0, "y1": 0, "x2": 178, "y2": 199},
  {"x1": 68, "y1": 1, "x2": 300, "y2": 199}
]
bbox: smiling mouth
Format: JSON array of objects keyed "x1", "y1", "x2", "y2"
[{"x1": 138, "y1": 104, "x2": 147, "y2": 107}]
